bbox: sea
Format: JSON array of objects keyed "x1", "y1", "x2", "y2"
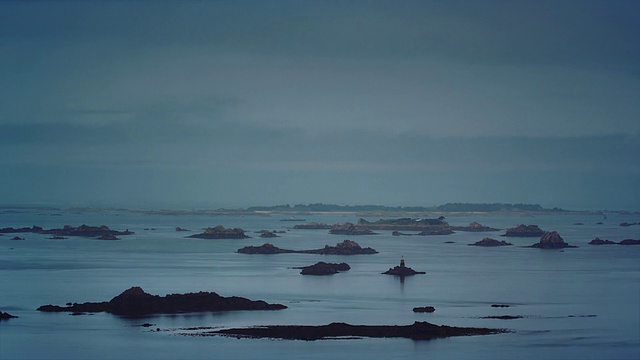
[{"x1": 1, "y1": 208, "x2": 639, "y2": 360}]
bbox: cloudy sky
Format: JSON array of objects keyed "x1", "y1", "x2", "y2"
[{"x1": 1, "y1": 0, "x2": 639, "y2": 210}]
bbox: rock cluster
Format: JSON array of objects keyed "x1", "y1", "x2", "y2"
[
  {"x1": 187, "y1": 225, "x2": 249, "y2": 239},
  {"x1": 37, "y1": 287, "x2": 286, "y2": 316},
  {"x1": 0, "y1": 225, "x2": 133, "y2": 238},
  {"x1": 329, "y1": 222, "x2": 377, "y2": 235},
  {"x1": 237, "y1": 240, "x2": 378, "y2": 255},
  {"x1": 528, "y1": 231, "x2": 577, "y2": 249},
  {"x1": 452, "y1": 222, "x2": 500, "y2": 232},
  {"x1": 588, "y1": 237, "x2": 616, "y2": 245}
]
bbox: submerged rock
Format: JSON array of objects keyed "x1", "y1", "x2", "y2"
[
  {"x1": 37, "y1": 287, "x2": 286, "y2": 316},
  {"x1": 469, "y1": 238, "x2": 512, "y2": 247},
  {"x1": 528, "y1": 231, "x2": 577, "y2": 249}
]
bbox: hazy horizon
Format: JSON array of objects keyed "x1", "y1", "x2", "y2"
[{"x1": 2, "y1": 1, "x2": 639, "y2": 211}]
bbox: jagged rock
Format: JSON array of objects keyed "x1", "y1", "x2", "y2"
[
  {"x1": 618, "y1": 239, "x2": 640, "y2": 245},
  {"x1": 295, "y1": 262, "x2": 351, "y2": 275},
  {"x1": 588, "y1": 237, "x2": 616, "y2": 245},
  {"x1": 503, "y1": 224, "x2": 545, "y2": 237},
  {"x1": 413, "y1": 306, "x2": 435, "y2": 313},
  {"x1": 37, "y1": 287, "x2": 286, "y2": 316},
  {"x1": 259, "y1": 231, "x2": 279, "y2": 238},
  {"x1": 211, "y1": 321, "x2": 506, "y2": 341},
  {"x1": 528, "y1": 231, "x2": 577, "y2": 249},
  {"x1": 175, "y1": 227, "x2": 190, "y2": 232},
  {"x1": 237, "y1": 240, "x2": 377, "y2": 255},
  {"x1": 0, "y1": 311, "x2": 18, "y2": 319},
  {"x1": 188, "y1": 225, "x2": 249, "y2": 239},
  {"x1": 469, "y1": 238, "x2": 512, "y2": 247},
  {"x1": 452, "y1": 222, "x2": 499, "y2": 232},
  {"x1": 329, "y1": 222, "x2": 377, "y2": 235}
]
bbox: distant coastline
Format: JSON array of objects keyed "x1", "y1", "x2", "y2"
[{"x1": 1, "y1": 202, "x2": 635, "y2": 217}]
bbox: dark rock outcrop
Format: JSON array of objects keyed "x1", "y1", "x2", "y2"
[
  {"x1": 588, "y1": 237, "x2": 616, "y2": 245},
  {"x1": 295, "y1": 262, "x2": 351, "y2": 275},
  {"x1": 293, "y1": 222, "x2": 332, "y2": 230},
  {"x1": 237, "y1": 243, "x2": 294, "y2": 254},
  {"x1": 0, "y1": 311, "x2": 18, "y2": 319},
  {"x1": 619, "y1": 222, "x2": 639, "y2": 227},
  {"x1": 502, "y1": 224, "x2": 545, "y2": 237},
  {"x1": 237, "y1": 240, "x2": 378, "y2": 255},
  {"x1": 356, "y1": 217, "x2": 450, "y2": 231},
  {"x1": 329, "y1": 222, "x2": 377, "y2": 235},
  {"x1": 528, "y1": 231, "x2": 577, "y2": 249},
  {"x1": 481, "y1": 315, "x2": 523, "y2": 320},
  {"x1": 97, "y1": 234, "x2": 119, "y2": 240},
  {"x1": 211, "y1": 321, "x2": 506, "y2": 341},
  {"x1": 392, "y1": 231, "x2": 413, "y2": 236},
  {"x1": 11, "y1": 236, "x2": 24, "y2": 240},
  {"x1": 48, "y1": 236, "x2": 67, "y2": 240},
  {"x1": 175, "y1": 227, "x2": 191, "y2": 232},
  {"x1": 452, "y1": 222, "x2": 499, "y2": 232},
  {"x1": 491, "y1": 304, "x2": 510, "y2": 308},
  {"x1": 187, "y1": 225, "x2": 249, "y2": 239},
  {"x1": 418, "y1": 228, "x2": 455, "y2": 235},
  {"x1": 413, "y1": 306, "x2": 435, "y2": 313},
  {"x1": 37, "y1": 287, "x2": 286, "y2": 316},
  {"x1": 469, "y1": 238, "x2": 512, "y2": 247},
  {"x1": 618, "y1": 239, "x2": 640, "y2": 245},
  {"x1": 258, "y1": 231, "x2": 279, "y2": 238},
  {"x1": 1, "y1": 224, "x2": 133, "y2": 238}
]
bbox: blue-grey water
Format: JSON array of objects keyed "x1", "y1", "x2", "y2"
[{"x1": 1, "y1": 209, "x2": 639, "y2": 360}]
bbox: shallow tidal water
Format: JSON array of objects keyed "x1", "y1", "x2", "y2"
[{"x1": 1, "y1": 209, "x2": 639, "y2": 360}]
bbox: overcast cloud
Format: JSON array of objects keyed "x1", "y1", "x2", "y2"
[{"x1": 1, "y1": 0, "x2": 638, "y2": 209}]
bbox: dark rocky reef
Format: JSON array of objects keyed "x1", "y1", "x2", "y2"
[
  {"x1": 452, "y1": 222, "x2": 499, "y2": 232},
  {"x1": 37, "y1": 287, "x2": 286, "y2": 316},
  {"x1": 175, "y1": 227, "x2": 191, "y2": 232},
  {"x1": 211, "y1": 321, "x2": 505, "y2": 341},
  {"x1": 258, "y1": 230, "x2": 279, "y2": 238},
  {"x1": 0, "y1": 224, "x2": 133, "y2": 238},
  {"x1": 392, "y1": 231, "x2": 413, "y2": 236},
  {"x1": 97, "y1": 234, "x2": 119, "y2": 240},
  {"x1": 619, "y1": 222, "x2": 639, "y2": 227},
  {"x1": 294, "y1": 262, "x2": 351, "y2": 275},
  {"x1": 329, "y1": 222, "x2": 377, "y2": 235},
  {"x1": 588, "y1": 237, "x2": 616, "y2": 245},
  {"x1": 528, "y1": 231, "x2": 577, "y2": 249},
  {"x1": 481, "y1": 315, "x2": 523, "y2": 320},
  {"x1": 187, "y1": 225, "x2": 249, "y2": 239},
  {"x1": 48, "y1": 236, "x2": 67, "y2": 240},
  {"x1": 413, "y1": 306, "x2": 435, "y2": 313},
  {"x1": 11, "y1": 236, "x2": 25, "y2": 240},
  {"x1": 469, "y1": 238, "x2": 512, "y2": 247},
  {"x1": 618, "y1": 239, "x2": 640, "y2": 245},
  {"x1": 0, "y1": 311, "x2": 18, "y2": 319},
  {"x1": 491, "y1": 304, "x2": 510, "y2": 308},
  {"x1": 237, "y1": 240, "x2": 378, "y2": 255},
  {"x1": 293, "y1": 222, "x2": 332, "y2": 230},
  {"x1": 418, "y1": 228, "x2": 454, "y2": 235},
  {"x1": 383, "y1": 259, "x2": 425, "y2": 276},
  {"x1": 502, "y1": 224, "x2": 545, "y2": 237}
]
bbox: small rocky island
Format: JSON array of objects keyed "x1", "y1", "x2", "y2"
[
  {"x1": 187, "y1": 225, "x2": 249, "y2": 239},
  {"x1": 294, "y1": 262, "x2": 351, "y2": 275},
  {"x1": 209, "y1": 321, "x2": 505, "y2": 341},
  {"x1": 452, "y1": 222, "x2": 500, "y2": 232},
  {"x1": 528, "y1": 231, "x2": 577, "y2": 249},
  {"x1": 37, "y1": 287, "x2": 286, "y2": 316},
  {"x1": 238, "y1": 240, "x2": 378, "y2": 255},
  {"x1": 588, "y1": 237, "x2": 616, "y2": 245},
  {"x1": 383, "y1": 259, "x2": 425, "y2": 276},
  {"x1": 258, "y1": 230, "x2": 279, "y2": 238},
  {"x1": 413, "y1": 306, "x2": 436, "y2": 313},
  {"x1": 502, "y1": 224, "x2": 545, "y2": 237},
  {"x1": 329, "y1": 222, "x2": 377, "y2": 235},
  {"x1": 0, "y1": 224, "x2": 133, "y2": 238},
  {"x1": 0, "y1": 311, "x2": 18, "y2": 319},
  {"x1": 469, "y1": 238, "x2": 512, "y2": 247}
]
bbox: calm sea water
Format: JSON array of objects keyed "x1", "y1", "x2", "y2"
[{"x1": 1, "y1": 209, "x2": 639, "y2": 360}]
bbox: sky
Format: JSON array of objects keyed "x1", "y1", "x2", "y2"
[{"x1": 1, "y1": 0, "x2": 639, "y2": 210}]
